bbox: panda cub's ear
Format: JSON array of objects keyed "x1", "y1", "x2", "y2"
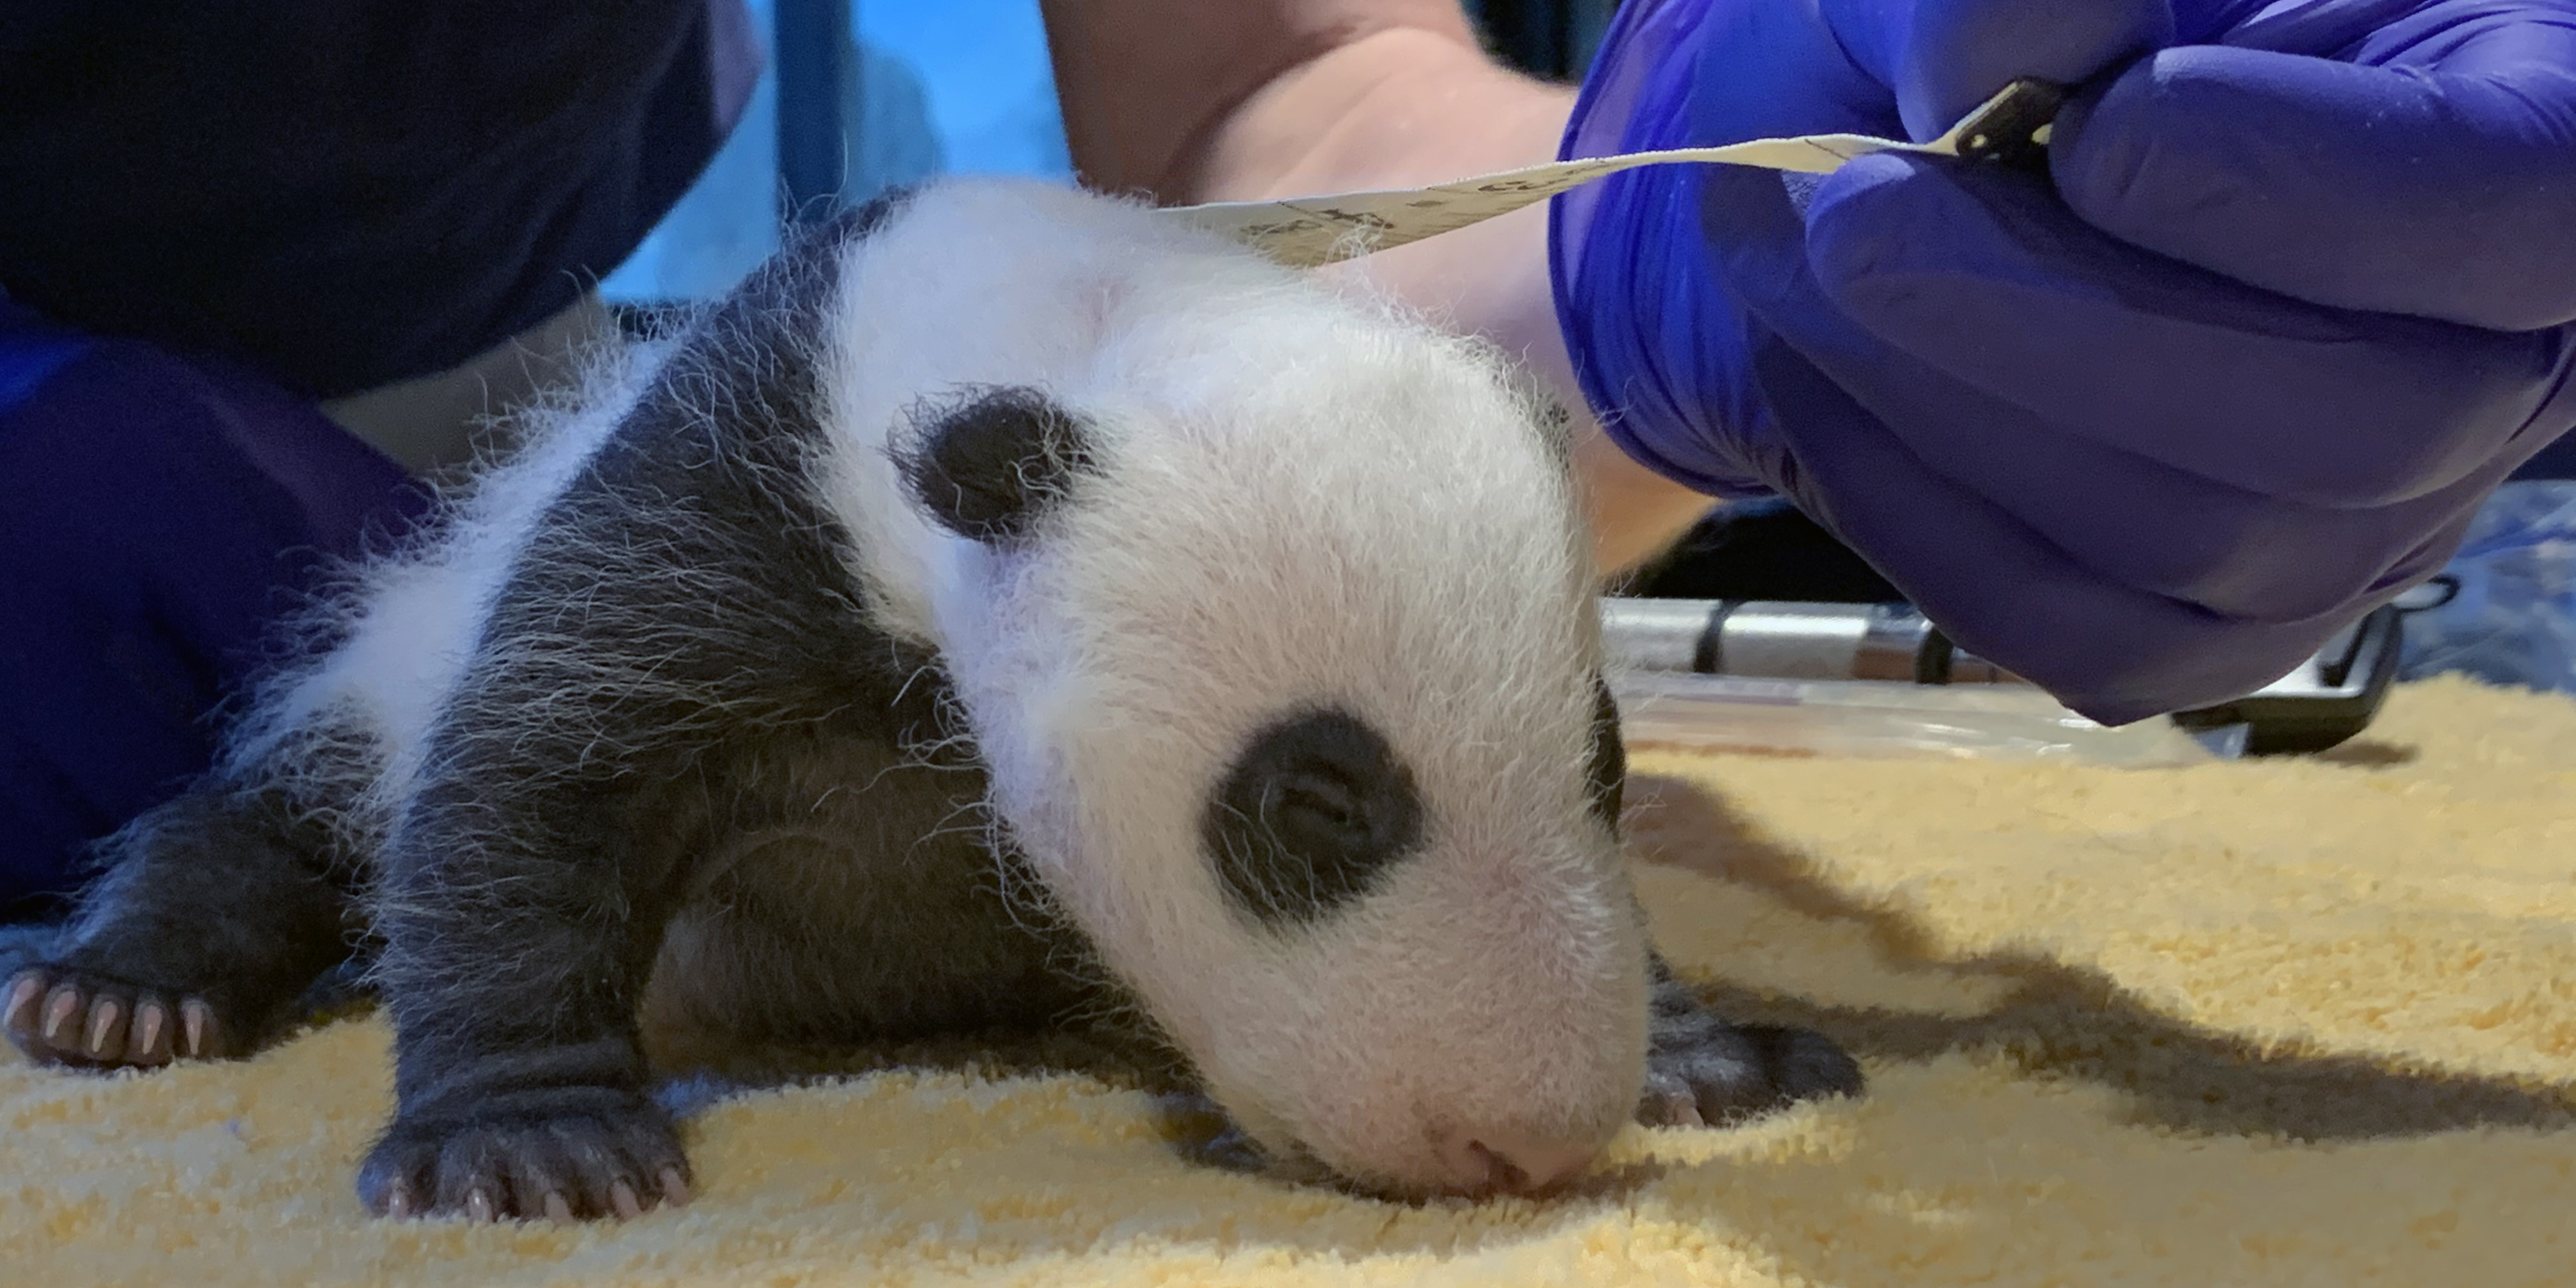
[{"x1": 895, "y1": 385, "x2": 1099, "y2": 544}]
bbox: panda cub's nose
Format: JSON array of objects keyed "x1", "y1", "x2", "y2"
[{"x1": 1429, "y1": 1124, "x2": 1601, "y2": 1195}]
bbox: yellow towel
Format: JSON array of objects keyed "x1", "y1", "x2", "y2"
[{"x1": 7, "y1": 673, "x2": 2573, "y2": 1286}]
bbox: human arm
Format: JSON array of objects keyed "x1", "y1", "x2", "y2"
[
  {"x1": 1047, "y1": 0, "x2": 2576, "y2": 725},
  {"x1": 1038, "y1": 1, "x2": 1722, "y2": 576}
]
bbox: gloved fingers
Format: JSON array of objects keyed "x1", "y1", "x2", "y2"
[
  {"x1": 1794, "y1": 336, "x2": 2514, "y2": 621},
  {"x1": 2053, "y1": 36, "x2": 2576, "y2": 331},
  {"x1": 1703, "y1": 154, "x2": 2511, "y2": 621},
  {"x1": 1555, "y1": 158, "x2": 1781, "y2": 498},
  {"x1": 1738, "y1": 344, "x2": 2367, "y2": 724},
  {"x1": 1798, "y1": 150, "x2": 2570, "y2": 506},
  {"x1": 1826, "y1": 0, "x2": 2174, "y2": 142},
  {"x1": 1670, "y1": 0, "x2": 2166, "y2": 151}
]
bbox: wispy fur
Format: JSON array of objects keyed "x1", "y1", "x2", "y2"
[{"x1": 6, "y1": 178, "x2": 1859, "y2": 1218}]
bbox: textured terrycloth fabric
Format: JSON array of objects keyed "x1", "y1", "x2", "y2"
[{"x1": 6, "y1": 674, "x2": 2573, "y2": 1285}]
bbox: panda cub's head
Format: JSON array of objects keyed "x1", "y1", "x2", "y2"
[{"x1": 847, "y1": 180, "x2": 1648, "y2": 1198}]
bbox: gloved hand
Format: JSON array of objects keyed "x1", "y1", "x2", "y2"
[{"x1": 1551, "y1": 0, "x2": 2576, "y2": 724}]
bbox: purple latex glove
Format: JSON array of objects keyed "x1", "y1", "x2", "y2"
[{"x1": 1551, "y1": 0, "x2": 2576, "y2": 724}]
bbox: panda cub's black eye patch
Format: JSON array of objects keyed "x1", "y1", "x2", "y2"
[
  {"x1": 1205, "y1": 707, "x2": 1425, "y2": 928},
  {"x1": 895, "y1": 385, "x2": 1096, "y2": 544}
]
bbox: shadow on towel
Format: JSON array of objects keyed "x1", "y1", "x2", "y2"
[{"x1": 1624, "y1": 771, "x2": 2576, "y2": 1143}]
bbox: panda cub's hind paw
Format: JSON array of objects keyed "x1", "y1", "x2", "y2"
[{"x1": 2, "y1": 964, "x2": 226, "y2": 1069}]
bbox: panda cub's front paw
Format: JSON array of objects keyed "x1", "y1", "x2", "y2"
[
  {"x1": 358, "y1": 1093, "x2": 694, "y2": 1223},
  {"x1": 1636, "y1": 970, "x2": 1862, "y2": 1129}
]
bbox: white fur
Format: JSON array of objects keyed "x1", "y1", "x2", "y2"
[
  {"x1": 231, "y1": 176, "x2": 1648, "y2": 1192},
  {"x1": 221, "y1": 338, "x2": 663, "y2": 843},
  {"x1": 818, "y1": 182, "x2": 1646, "y2": 1186}
]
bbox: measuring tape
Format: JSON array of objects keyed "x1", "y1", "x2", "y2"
[{"x1": 1157, "y1": 79, "x2": 2066, "y2": 269}]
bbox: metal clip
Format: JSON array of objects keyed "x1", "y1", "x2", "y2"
[{"x1": 1949, "y1": 78, "x2": 2068, "y2": 174}]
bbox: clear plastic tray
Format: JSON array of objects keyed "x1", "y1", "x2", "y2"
[{"x1": 1611, "y1": 670, "x2": 2246, "y2": 768}]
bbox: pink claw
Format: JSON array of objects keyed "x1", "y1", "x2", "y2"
[
  {"x1": 180, "y1": 1000, "x2": 211, "y2": 1057},
  {"x1": 1656, "y1": 1090, "x2": 1705, "y2": 1128},
  {"x1": 42, "y1": 988, "x2": 80, "y2": 1043},
  {"x1": 134, "y1": 1002, "x2": 166, "y2": 1061},
  {"x1": 2, "y1": 975, "x2": 41, "y2": 1032},
  {"x1": 85, "y1": 999, "x2": 120, "y2": 1055}
]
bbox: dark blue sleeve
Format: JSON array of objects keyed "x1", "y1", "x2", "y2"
[
  {"x1": 0, "y1": 302, "x2": 429, "y2": 914},
  {"x1": 0, "y1": 1, "x2": 753, "y2": 399}
]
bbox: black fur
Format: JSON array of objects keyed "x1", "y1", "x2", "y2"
[
  {"x1": 348, "y1": 195, "x2": 1092, "y2": 1218},
  {"x1": 3, "y1": 185, "x2": 1864, "y2": 1220},
  {"x1": 6, "y1": 193, "x2": 1091, "y2": 1221},
  {"x1": 1202, "y1": 707, "x2": 1426, "y2": 928},
  {"x1": 895, "y1": 385, "x2": 1097, "y2": 544},
  {"x1": 4, "y1": 786, "x2": 361, "y2": 1064}
]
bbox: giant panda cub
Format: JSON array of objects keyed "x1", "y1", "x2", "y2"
[{"x1": 3, "y1": 178, "x2": 1859, "y2": 1222}]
